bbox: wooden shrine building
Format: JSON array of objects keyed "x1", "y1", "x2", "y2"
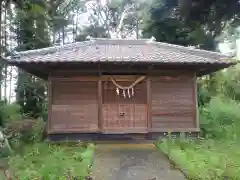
[{"x1": 4, "y1": 38, "x2": 236, "y2": 140}]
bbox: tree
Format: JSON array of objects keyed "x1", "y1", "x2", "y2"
[
  {"x1": 141, "y1": 0, "x2": 194, "y2": 46},
  {"x1": 75, "y1": 0, "x2": 146, "y2": 41},
  {"x1": 141, "y1": 0, "x2": 240, "y2": 50},
  {"x1": 50, "y1": 0, "x2": 85, "y2": 44},
  {"x1": 13, "y1": 0, "x2": 50, "y2": 118}
]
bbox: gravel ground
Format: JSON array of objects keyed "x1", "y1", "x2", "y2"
[{"x1": 91, "y1": 144, "x2": 186, "y2": 180}]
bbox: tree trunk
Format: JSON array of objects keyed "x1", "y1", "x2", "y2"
[
  {"x1": 0, "y1": 0, "x2": 3, "y2": 100},
  {"x1": 16, "y1": 69, "x2": 25, "y2": 108},
  {"x1": 8, "y1": 66, "x2": 13, "y2": 102},
  {"x1": 62, "y1": 26, "x2": 65, "y2": 44},
  {"x1": 4, "y1": 3, "x2": 7, "y2": 102},
  {"x1": 136, "y1": 18, "x2": 139, "y2": 39},
  {"x1": 4, "y1": 65, "x2": 7, "y2": 102}
]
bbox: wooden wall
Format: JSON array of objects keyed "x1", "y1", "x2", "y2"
[
  {"x1": 150, "y1": 75, "x2": 197, "y2": 131},
  {"x1": 47, "y1": 73, "x2": 198, "y2": 134},
  {"x1": 49, "y1": 78, "x2": 99, "y2": 133}
]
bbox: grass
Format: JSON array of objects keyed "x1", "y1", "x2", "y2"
[
  {"x1": 2, "y1": 142, "x2": 95, "y2": 179},
  {"x1": 0, "y1": 158, "x2": 8, "y2": 178},
  {"x1": 156, "y1": 138, "x2": 240, "y2": 180}
]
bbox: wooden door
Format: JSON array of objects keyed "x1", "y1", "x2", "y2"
[{"x1": 102, "y1": 76, "x2": 147, "y2": 133}]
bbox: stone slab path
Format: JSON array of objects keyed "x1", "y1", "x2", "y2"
[{"x1": 91, "y1": 143, "x2": 186, "y2": 180}]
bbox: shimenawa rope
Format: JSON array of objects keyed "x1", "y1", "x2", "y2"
[{"x1": 109, "y1": 76, "x2": 146, "y2": 98}]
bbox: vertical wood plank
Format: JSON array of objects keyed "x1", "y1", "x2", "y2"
[
  {"x1": 193, "y1": 73, "x2": 199, "y2": 129},
  {"x1": 98, "y1": 75, "x2": 103, "y2": 130},
  {"x1": 47, "y1": 73, "x2": 52, "y2": 134},
  {"x1": 147, "y1": 77, "x2": 152, "y2": 129}
]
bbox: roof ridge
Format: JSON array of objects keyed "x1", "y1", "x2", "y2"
[
  {"x1": 148, "y1": 41, "x2": 231, "y2": 58},
  {"x1": 9, "y1": 38, "x2": 151, "y2": 58},
  {"x1": 91, "y1": 38, "x2": 231, "y2": 58},
  {"x1": 10, "y1": 40, "x2": 97, "y2": 57}
]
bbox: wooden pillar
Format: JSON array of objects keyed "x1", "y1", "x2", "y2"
[
  {"x1": 47, "y1": 73, "x2": 52, "y2": 134},
  {"x1": 98, "y1": 74, "x2": 103, "y2": 130},
  {"x1": 147, "y1": 77, "x2": 152, "y2": 129},
  {"x1": 193, "y1": 73, "x2": 199, "y2": 129}
]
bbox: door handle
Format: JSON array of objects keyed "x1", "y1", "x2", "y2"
[{"x1": 119, "y1": 112, "x2": 125, "y2": 116}]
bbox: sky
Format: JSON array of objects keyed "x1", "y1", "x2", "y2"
[{"x1": 219, "y1": 41, "x2": 239, "y2": 57}]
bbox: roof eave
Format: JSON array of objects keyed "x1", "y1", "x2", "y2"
[
  {"x1": 5, "y1": 60, "x2": 237, "y2": 79},
  {"x1": 197, "y1": 62, "x2": 237, "y2": 76}
]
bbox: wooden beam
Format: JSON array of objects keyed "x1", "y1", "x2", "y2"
[
  {"x1": 197, "y1": 65, "x2": 232, "y2": 76},
  {"x1": 152, "y1": 111, "x2": 193, "y2": 116},
  {"x1": 98, "y1": 74, "x2": 103, "y2": 130},
  {"x1": 147, "y1": 77, "x2": 152, "y2": 129},
  {"x1": 14, "y1": 63, "x2": 48, "y2": 79},
  {"x1": 51, "y1": 68, "x2": 196, "y2": 75},
  {"x1": 102, "y1": 75, "x2": 144, "y2": 81},
  {"x1": 148, "y1": 128, "x2": 200, "y2": 133},
  {"x1": 48, "y1": 128, "x2": 101, "y2": 134},
  {"x1": 51, "y1": 75, "x2": 147, "y2": 82},
  {"x1": 51, "y1": 76, "x2": 99, "y2": 82}
]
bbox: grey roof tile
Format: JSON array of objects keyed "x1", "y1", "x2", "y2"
[{"x1": 5, "y1": 38, "x2": 235, "y2": 65}]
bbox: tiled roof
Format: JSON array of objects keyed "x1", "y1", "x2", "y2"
[{"x1": 5, "y1": 38, "x2": 235, "y2": 65}]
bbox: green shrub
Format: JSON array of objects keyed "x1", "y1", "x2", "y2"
[
  {"x1": 8, "y1": 143, "x2": 95, "y2": 179},
  {"x1": 197, "y1": 82, "x2": 211, "y2": 107},
  {"x1": 200, "y1": 96, "x2": 240, "y2": 140},
  {"x1": 0, "y1": 102, "x2": 22, "y2": 126},
  {"x1": 4, "y1": 118, "x2": 46, "y2": 148},
  {"x1": 31, "y1": 118, "x2": 46, "y2": 142},
  {"x1": 157, "y1": 138, "x2": 240, "y2": 180},
  {"x1": 0, "y1": 144, "x2": 12, "y2": 158}
]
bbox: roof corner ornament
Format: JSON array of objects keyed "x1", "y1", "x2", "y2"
[
  {"x1": 86, "y1": 35, "x2": 93, "y2": 41},
  {"x1": 150, "y1": 36, "x2": 156, "y2": 42},
  {"x1": 146, "y1": 36, "x2": 156, "y2": 44}
]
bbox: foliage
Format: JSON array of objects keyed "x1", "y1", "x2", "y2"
[
  {"x1": 178, "y1": 0, "x2": 240, "y2": 27},
  {"x1": 199, "y1": 97, "x2": 240, "y2": 140},
  {"x1": 13, "y1": 0, "x2": 50, "y2": 120},
  {"x1": 14, "y1": 0, "x2": 51, "y2": 50},
  {"x1": 4, "y1": 118, "x2": 46, "y2": 148},
  {"x1": 141, "y1": 0, "x2": 194, "y2": 46},
  {"x1": 156, "y1": 138, "x2": 240, "y2": 180},
  {"x1": 0, "y1": 146, "x2": 11, "y2": 158},
  {"x1": 7, "y1": 143, "x2": 95, "y2": 179},
  {"x1": 197, "y1": 81, "x2": 211, "y2": 107},
  {"x1": 19, "y1": 78, "x2": 47, "y2": 118},
  {"x1": 75, "y1": 25, "x2": 109, "y2": 42},
  {"x1": 0, "y1": 129, "x2": 13, "y2": 158},
  {"x1": 220, "y1": 65, "x2": 240, "y2": 101},
  {"x1": 0, "y1": 102, "x2": 22, "y2": 158},
  {"x1": 0, "y1": 102, "x2": 22, "y2": 126},
  {"x1": 141, "y1": 0, "x2": 240, "y2": 51},
  {"x1": 75, "y1": 0, "x2": 146, "y2": 41},
  {"x1": 197, "y1": 65, "x2": 240, "y2": 107}
]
